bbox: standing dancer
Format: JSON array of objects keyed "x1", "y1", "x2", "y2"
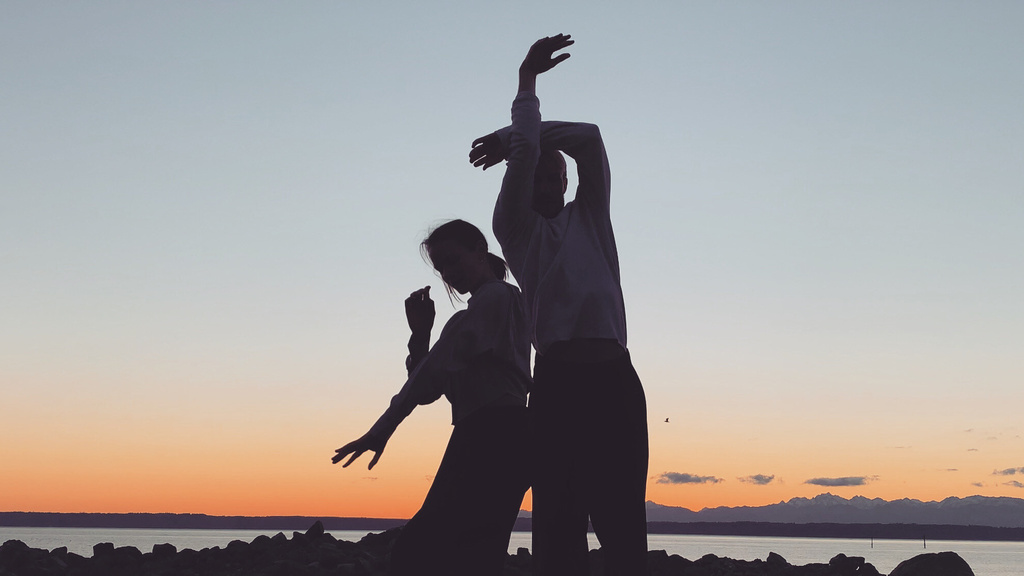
[
  {"x1": 470, "y1": 35, "x2": 649, "y2": 576},
  {"x1": 333, "y1": 219, "x2": 531, "y2": 576}
]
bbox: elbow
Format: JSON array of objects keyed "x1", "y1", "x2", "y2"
[
  {"x1": 492, "y1": 213, "x2": 512, "y2": 245},
  {"x1": 580, "y1": 123, "x2": 603, "y2": 143}
]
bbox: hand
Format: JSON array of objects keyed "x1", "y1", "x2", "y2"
[
  {"x1": 332, "y1": 432, "x2": 387, "y2": 469},
  {"x1": 469, "y1": 132, "x2": 505, "y2": 171},
  {"x1": 404, "y1": 286, "x2": 435, "y2": 335},
  {"x1": 520, "y1": 34, "x2": 573, "y2": 77}
]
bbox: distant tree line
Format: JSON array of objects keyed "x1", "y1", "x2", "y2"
[{"x1": 3, "y1": 513, "x2": 1024, "y2": 542}]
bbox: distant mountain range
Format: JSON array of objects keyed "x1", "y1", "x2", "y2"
[
  {"x1": 4, "y1": 493, "x2": 1023, "y2": 535},
  {"x1": 645, "y1": 493, "x2": 1024, "y2": 528}
]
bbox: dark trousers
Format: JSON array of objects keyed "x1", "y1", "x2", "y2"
[
  {"x1": 390, "y1": 405, "x2": 530, "y2": 576},
  {"x1": 530, "y1": 351, "x2": 649, "y2": 576}
]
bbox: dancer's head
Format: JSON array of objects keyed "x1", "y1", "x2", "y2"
[
  {"x1": 422, "y1": 219, "x2": 508, "y2": 301},
  {"x1": 533, "y1": 149, "x2": 568, "y2": 218}
]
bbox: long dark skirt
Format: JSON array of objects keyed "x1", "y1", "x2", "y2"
[{"x1": 390, "y1": 404, "x2": 530, "y2": 576}]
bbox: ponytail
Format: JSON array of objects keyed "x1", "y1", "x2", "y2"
[{"x1": 486, "y1": 252, "x2": 508, "y2": 281}]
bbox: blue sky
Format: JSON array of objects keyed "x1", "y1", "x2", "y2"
[{"x1": 2, "y1": 2, "x2": 1023, "y2": 515}]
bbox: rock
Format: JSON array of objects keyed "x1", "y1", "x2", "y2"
[
  {"x1": 152, "y1": 542, "x2": 177, "y2": 557},
  {"x1": 588, "y1": 547, "x2": 605, "y2": 574},
  {"x1": 358, "y1": 526, "x2": 401, "y2": 549},
  {"x1": 226, "y1": 538, "x2": 249, "y2": 555},
  {"x1": 0, "y1": 540, "x2": 31, "y2": 573},
  {"x1": 507, "y1": 546, "x2": 532, "y2": 570},
  {"x1": 859, "y1": 562, "x2": 883, "y2": 576},
  {"x1": 889, "y1": 551, "x2": 975, "y2": 576},
  {"x1": 0, "y1": 524, "x2": 980, "y2": 576},
  {"x1": 291, "y1": 530, "x2": 309, "y2": 547},
  {"x1": 829, "y1": 553, "x2": 865, "y2": 575},
  {"x1": 305, "y1": 520, "x2": 325, "y2": 539},
  {"x1": 647, "y1": 549, "x2": 691, "y2": 576},
  {"x1": 114, "y1": 545, "x2": 143, "y2": 561},
  {"x1": 251, "y1": 533, "x2": 274, "y2": 551}
]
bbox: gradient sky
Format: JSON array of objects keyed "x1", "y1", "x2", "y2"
[{"x1": 3, "y1": 2, "x2": 1023, "y2": 519}]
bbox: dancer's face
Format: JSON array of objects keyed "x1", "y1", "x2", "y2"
[
  {"x1": 428, "y1": 239, "x2": 489, "y2": 295},
  {"x1": 533, "y1": 150, "x2": 568, "y2": 218}
]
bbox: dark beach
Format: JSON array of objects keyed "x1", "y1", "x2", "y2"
[{"x1": 0, "y1": 521, "x2": 975, "y2": 576}]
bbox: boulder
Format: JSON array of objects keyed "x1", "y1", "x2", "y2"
[
  {"x1": 647, "y1": 549, "x2": 692, "y2": 576},
  {"x1": 151, "y1": 542, "x2": 177, "y2": 558},
  {"x1": 829, "y1": 553, "x2": 864, "y2": 575},
  {"x1": 305, "y1": 520, "x2": 325, "y2": 539},
  {"x1": 91, "y1": 542, "x2": 115, "y2": 557},
  {"x1": 889, "y1": 551, "x2": 975, "y2": 576}
]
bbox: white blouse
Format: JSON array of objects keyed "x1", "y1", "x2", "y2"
[
  {"x1": 491, "y1": 91, "x2": 628, "y2": 356},
  {"x1": 368, "y1": 280, "x2": 531, "y2": 440}
]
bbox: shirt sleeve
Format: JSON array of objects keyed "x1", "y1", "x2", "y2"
[
  {"x1": 367, "y1": 283, "x2": 516, "y2": 440},
  {"x1": 492, "y1": 91, "x2": 542, "y2": 249},
  {"x1": 405, "y1": 332, "x2": 430, "y2": 375}
]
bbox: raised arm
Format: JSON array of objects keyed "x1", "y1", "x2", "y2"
[
  {"x1": 517, "y1": 34, "x2": 573, "y2": 95},
  {"x1": 474, "y1": 35, "x2": 574, "y2": 245},
  {"x1": 469, "y1": 34, "x2": 573, "y2": 171}
]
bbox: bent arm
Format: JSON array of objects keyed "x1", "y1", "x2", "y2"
[
  {"x1": 405, "y1": 333, "x2": 429, "y2": 374},
  {"x1": 404, "y1": 286, "x2": 434, "y2": 373},
  {"x1": 539, "y1": 121, "x2": 611, "y2": 215},
  {"x1": 491, "y1": 118, "x2": 611, "y2": 223}
]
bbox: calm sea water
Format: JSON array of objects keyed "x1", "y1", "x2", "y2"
[{"x1": 1, "y1": 527, "x2": 1020, "y2": 575}]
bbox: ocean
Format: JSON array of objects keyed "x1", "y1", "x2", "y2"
[{"x1": 1, "y1": 527, "x2": 1020, "y2": 575}]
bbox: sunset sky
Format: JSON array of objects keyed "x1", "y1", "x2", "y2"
[{"x1": 3, "y1": 2, "x2": 1023, "y2": 520}]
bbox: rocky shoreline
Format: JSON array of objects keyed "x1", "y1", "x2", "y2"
[{"x1": 0, "y1": 521, "x2": 974, "y2": 576}]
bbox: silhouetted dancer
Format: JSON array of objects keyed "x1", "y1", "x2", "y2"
[
  {"x1": 333, "y1": 220, "x2": 531, "y2": 576},
  {"x1": 470, "y1": 35, "x2": 649, "y2": 576}
]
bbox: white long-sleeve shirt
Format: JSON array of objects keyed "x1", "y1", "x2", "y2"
[
  {"x1": 492, "y1": 91, "x2": 627, "y2": 356},
  {"x1": 368, "y1": 280, "x2": 531, "y2": 440}
]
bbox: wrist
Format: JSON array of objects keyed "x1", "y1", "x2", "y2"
[{"x1": 518, "y1": 68, "x2": 537, "y2": 93}]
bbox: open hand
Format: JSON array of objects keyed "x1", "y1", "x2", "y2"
[
  {"x1": 332, "y1": 432, "x2": 387, "y2": 469},
  {"x1": 520, "y1": 34, "x2": 573, "y2": 76},
  {"x1": 405, "y1": 286, "x2": 435, "y2": 335},
  {"x1": 469, "y1": 132, "x2": 505, "y2": 171}
]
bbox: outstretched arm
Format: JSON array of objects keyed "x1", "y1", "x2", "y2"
[
  {"x1": 332, "y1": 432, "x2": 387, "y2": 469},
  {"x1": 331, "y1": 363, "x2": 442, "y2": 470},
  {"x1": 331, "y1": 284, "x2": 519, "y2": 471}
]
